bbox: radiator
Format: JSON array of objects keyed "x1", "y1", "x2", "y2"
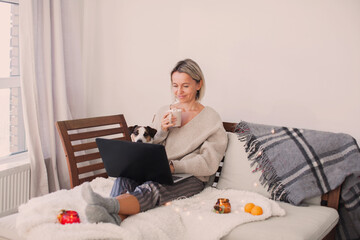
[{"x1": 0, "y1": 163, "x2": 30, "y2": 217}]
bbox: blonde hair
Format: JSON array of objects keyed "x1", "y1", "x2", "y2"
[{"x1": 171, "y1": 59, "x2": 206, "y2": 101}]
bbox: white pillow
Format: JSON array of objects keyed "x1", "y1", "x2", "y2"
[
  {"x1": 217, "y1": 132, "x2": 322, "y2": 205},
  {"x1": 217, "y1": 132, "x2": 270, "y2": 198}
]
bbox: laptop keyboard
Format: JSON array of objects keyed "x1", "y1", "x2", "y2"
[{"x1": 172, "y1": 175, "x2": 182, "y2": 181}]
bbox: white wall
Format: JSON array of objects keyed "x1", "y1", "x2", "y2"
[{"x1": 82, "y1": 0, "x2": 360, "y2": 141}]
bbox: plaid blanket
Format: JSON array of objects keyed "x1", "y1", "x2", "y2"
[{"x1": 235, "y1": 121, "x2": 360, "y2": 240}]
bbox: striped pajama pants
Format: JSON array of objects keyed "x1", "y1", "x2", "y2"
[{"x1": 110, "y1": 176, "x2": 205, "y2": 212}]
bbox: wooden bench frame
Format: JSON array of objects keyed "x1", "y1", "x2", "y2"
[{"x1": 56, "y1": 116, "x2": 339, "y2": 240}]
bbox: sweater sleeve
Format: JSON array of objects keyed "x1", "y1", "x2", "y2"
[
  {"x1": 151, "y1": 106, "x2": 169, "y2": 144},
  {"x1": 172, "y1": 124, "x2": 228, "y2": 177}
]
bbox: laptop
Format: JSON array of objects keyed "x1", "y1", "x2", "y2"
[{"x1": 96, "y1": 138, "x2": 193, "y2": 185}]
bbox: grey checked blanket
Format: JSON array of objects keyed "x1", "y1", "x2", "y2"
[{"x1": 235, "y1": 121, "x2": 360, "y2": 240}]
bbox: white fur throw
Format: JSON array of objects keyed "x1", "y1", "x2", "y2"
[{"x1": 17, "y1": 178, "x2": 285, "y2": 240}]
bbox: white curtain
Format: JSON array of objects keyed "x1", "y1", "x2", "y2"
[{"x1": 19, "y1": 0, "x2": 84, "y2": 197}]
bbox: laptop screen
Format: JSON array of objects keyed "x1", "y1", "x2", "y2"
[{"x1": 96, "y1": 138, "x2": 174, "y2": 185}]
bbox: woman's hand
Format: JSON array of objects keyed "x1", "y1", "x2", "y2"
[
  {"x1": 169, "y1": 162, "x2": 175, "y2": 173},
  {"x1": 161, "y1": 112, "x2": 176, "y2": 131}
]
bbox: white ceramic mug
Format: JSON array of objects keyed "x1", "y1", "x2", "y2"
[{"x1": 168, "y1": 108, "x2": 182, "y2": 127}]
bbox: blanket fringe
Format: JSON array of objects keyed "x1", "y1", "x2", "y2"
[{"x1": 235, "y1": 121, "x2": 289, "y2": 202}]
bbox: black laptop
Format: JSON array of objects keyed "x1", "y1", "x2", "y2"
[{"x1": 96, "y1": 138, "x2": 192, "y2": 185}]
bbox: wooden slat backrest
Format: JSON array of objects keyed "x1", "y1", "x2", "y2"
[
  {"x1": 223, "y1": 122, "x2": 237, "y2": 132},
  {"x1": 56, "y1": 114, "x2": 130, "y2": 188}
]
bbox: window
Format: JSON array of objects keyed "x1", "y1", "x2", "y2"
[{"x1": 0, "y1": 0, "x2": 26, "y2": 159}]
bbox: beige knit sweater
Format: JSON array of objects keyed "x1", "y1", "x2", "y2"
[{"x1": 152, "y1": 105, "x2": 228, "y2": 182}]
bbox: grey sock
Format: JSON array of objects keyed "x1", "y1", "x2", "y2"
[
  {"x1": 81, "y1": 182, "x2": 120, "y2": 214},
  {"x1": 85, "y1": 205, "x2": 121, "y2": 225}
]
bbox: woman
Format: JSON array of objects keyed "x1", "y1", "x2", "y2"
[{"x1": 82, "y1": 59, "x2": 228, "y2": 225}]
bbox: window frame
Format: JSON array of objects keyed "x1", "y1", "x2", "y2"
[
  {"x1": 0, "y1": 77, "x2": 20, "y2": 88},
  {"x1": 0, "y1": 0, "x2": 27, "y2": 162}
]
